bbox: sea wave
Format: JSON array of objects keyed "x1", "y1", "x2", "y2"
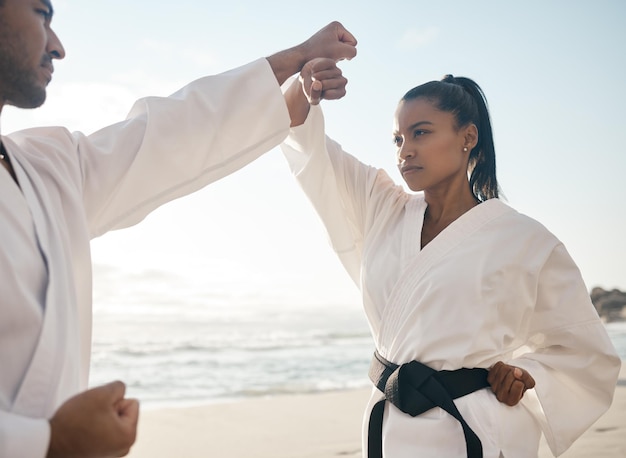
[{"x1": 89, "y1": 305, "x2": 626, "y2": 408}]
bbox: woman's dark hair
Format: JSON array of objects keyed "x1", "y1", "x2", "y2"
[{"x1": 401, "y1": 75, "x2": 499, "y2": 201}]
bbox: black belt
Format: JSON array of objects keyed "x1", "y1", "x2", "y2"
[{"x1": 367, "y1": 350, "x2": 489, "y2": 458}]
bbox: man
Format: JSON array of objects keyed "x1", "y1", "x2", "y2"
[{"x1": 0, "y1": 1, "x2": 357, "y2": 456}]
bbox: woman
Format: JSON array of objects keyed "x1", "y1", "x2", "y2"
[{"x1": 281, "y1": 58, "x2": 620, "y2": 457}]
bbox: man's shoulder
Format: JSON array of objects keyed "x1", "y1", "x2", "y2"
[
  {"x1": 6, "y1": 126, "x2": 77, "y2": 152},
  {"x1": 4, "y1": 127, "x2": 84, "y2": 184}
]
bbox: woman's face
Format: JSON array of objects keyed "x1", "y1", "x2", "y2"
[{"x1": 393, "y1": 97, "x2": 474, "y2": 194}]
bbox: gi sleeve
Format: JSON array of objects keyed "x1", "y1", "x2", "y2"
[
  {"x1": 280, "y1": 105, "x2": 381, "y2": 285},
  {"x1": 0, "y1": 411, "x2": 49, "y2": 458},
  {"x1": 74, "y1": 57, "x2": 291, "y2": 236},
  {"x1": 511, "y1": 243, "x2": 621, "y2": 456}
]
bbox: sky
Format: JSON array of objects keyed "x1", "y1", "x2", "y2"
[{"x1": 3, "y1": 0, "x2": 626, "y2": 310}]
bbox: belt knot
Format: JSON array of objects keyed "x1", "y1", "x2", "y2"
[{"x1": 368, "y1": 350, "x2": 489, "y2": 458}]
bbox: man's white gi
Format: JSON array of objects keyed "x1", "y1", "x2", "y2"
[{"x1": 0, "y1": 58, "x2": 290, "y2": 458}]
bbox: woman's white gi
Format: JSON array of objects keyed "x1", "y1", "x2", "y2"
[{"x1": 281, "y1": 106, "x2": 621, "y2": 457}]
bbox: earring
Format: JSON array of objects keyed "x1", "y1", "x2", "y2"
[{"x1": 463, "y1": 147, "x2": 468, "y2": 152}]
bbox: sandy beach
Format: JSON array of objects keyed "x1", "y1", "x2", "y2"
[{"x1": 128, "y1": 363, "x2": 626, "y2": 458}]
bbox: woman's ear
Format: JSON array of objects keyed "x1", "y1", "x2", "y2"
[{"x1": 463, "y1": 123, "x2": 479, "y2": 151}]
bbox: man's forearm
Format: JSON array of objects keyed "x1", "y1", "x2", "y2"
[{"x1": 267, "y1": 46, "x2": 306, "y2": 87}]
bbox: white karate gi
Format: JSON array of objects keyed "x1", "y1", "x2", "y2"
[
  {"x1": 0, "y1": 58, "x2": 290, "y2": 458},
  {"x1": 281, "y1": 106, "x2": 621, "y2": 457}
]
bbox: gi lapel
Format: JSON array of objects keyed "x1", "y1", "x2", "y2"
[
  {"x1": 7, "y1": 144, "x2": 78, "y2": 417},
  {"x1": 377, "y1": 198, "x2": 512, "y2": 357}
]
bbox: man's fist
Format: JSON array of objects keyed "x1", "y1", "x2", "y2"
[{"x1": 47, "y1": 381, "x2": 139, "y2": 458}]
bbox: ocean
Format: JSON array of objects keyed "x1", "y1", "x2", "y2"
[
  {"x1": 89, "y1": 264, "x2": 626, "y2": 409},
  {"x1": 90, "y1": 300, "x2": 374, "y2": 408}
]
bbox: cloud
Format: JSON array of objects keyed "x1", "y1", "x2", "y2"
[
  {"x1": 3, "y1": 81, "x2": 139, "y2": 135},
  {"x1": 2, "y1": 73, "x2": 200, "y2": 135},
  {"x1": 397, "y1": 26, "x2": 439, "y2": 50}
]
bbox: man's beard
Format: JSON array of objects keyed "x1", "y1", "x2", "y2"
[{"x1": 0, "y1": 41, "x2": 48, "y2": 109}]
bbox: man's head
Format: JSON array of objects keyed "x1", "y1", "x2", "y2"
[{"x1": 0, "y1": 0, "x2": 65, "y2": 111}]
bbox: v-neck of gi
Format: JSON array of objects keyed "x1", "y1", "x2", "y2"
[
  {"x1": 379, "y1": 196, "x2": 512, "y2": 353},
  {"x1": 2, "y1": 139, "x2": 51, "y2": 276},
  {"x1": 0, "y1": 141, "x2": 21, "y2": 188},
  {"x1": 403, "y1": 195, "x2": 498, "y2": 261}
]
